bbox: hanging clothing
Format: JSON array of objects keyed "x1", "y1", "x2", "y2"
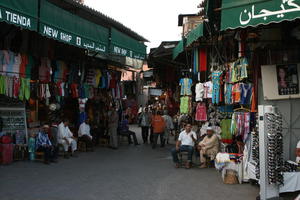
[
  {"x1": 220, "y1": 119, "x2": 232, "y2": 144},
  {"x1": 195, "y1": 82, "x2": 204, "y2": 102},
  {"x1": 199, "y1": 48, "x2": 207, "y2": 72},
  {"x1": 232, "y1": 83, "x2": 241, "y2": 103},
  {"x1": 179, "y1": 78, "x2": 193, "y2": 96},
  {"x1": 240, "y1": 83, "x2": 253, "y2": 105},
  {"x1": 180, "y1": 96, "x2": 190, "y2": 114},
  {"x1": 203, "y1": 81, "x2": 212, "y2": 99},
  {"x1": 212, "y1": 71, "x2": 222, "y2": 104},
  {"x1": 195, "y1": 103, "x2": 207, "y2": 121},
  {"x1": 224, "y1": 83, "x2": 233, "y2": 104}
]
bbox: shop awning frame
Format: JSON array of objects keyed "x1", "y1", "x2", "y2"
[
  {"x1": 39, "y1": 0, "x2": 109, "y2": 54},
  {"x1": 110, "y1": 28, "x2": 147, "y2": 60},
  {"x1": 186, "y1": 23, "x2": 204, "y2": 47},
  {"x1": 172, "y1": 39, "x2": 186, "y2": 60},
  {"x1": 0, "y1": 0, "x2": 38, "y2": 31},
  {"x1": 221, "y1": 0, "x2": 300, "y2": 30}
]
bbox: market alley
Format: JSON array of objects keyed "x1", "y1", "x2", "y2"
[{"x1": 0, "y1": 125, "x2": 259, "y2": 200}]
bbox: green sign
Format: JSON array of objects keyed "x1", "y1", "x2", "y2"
[
  {"x1": 111, "y1": 45, "x2": 145, "y2": 60},
  {"x1": 0, "y1": 6, "x2": 37, "y2": 30},
  {"x1": 221, "y1": 0, "x2": 300, "y2": 30},
  {"x1": 40, "y1": 23, "x2": 107, "y2": 53}
]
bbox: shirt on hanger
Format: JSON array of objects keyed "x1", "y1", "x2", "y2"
[
  {"x1": 195, "y1": 82, "x2": 204, "y2": 102},
  {"x1": 179, "y1": 78, "x2": 193, "y2": 96}
]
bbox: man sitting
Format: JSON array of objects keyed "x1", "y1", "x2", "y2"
[
  {"x1": 119, "y1": 115, "x2": 139, "y2": 146},
  {"x1": 58, "y1": 119, "x2": 77, "y2": 158},
  {"x1": 171, "y1": 123, "x2": 197, "y2": 169},
  {"x1": 198, "y1": 127, "x2": 219, "y2": 168},
  {"x1": 36, "y1": 124, "x2": 54, "y2": 164},
  {"x1": 78, "y1": 118, "x2": 94, "y2": 151}
]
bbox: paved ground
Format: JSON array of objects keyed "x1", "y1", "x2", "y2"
[{"x1": 0, "y1": 125, "x2": 281, "y2": 200}]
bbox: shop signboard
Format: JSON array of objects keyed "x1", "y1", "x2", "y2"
[
  {"x1": 276, "y1": 64, "x2": 299, "y2": 95},
  {"x1": 40, "y1": 23, "x2": 107, "y2": 53},
  {"x1": 0, "y1": 6, "x2": 37, "y2": 31},
  {"x1": 112, "y1": 44, "x2": 146, "y2": 60},
  {"x1": 221, "y1": 0, "x2": 300, "y2": 30}
]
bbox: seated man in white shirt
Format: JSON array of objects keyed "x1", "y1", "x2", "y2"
[
  {"x1": 78, "y1": 118, "x2": 93, "y2": 151},
  {"x1": 296, "y1": 140, "x2": 300, "y2": 164},
  {"x1": 171, "y1": 123, "x2": 197, "y2": 169},
  {"x1": 58, "y1": 119, "x2": 77, "y2": 158}
]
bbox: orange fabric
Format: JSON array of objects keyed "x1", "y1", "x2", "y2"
[
  {"x1": 232, "y1": 83, "x2": 241, "y2": 103},
  {"x1": 151, "y1": 115, "x2": 165, "y2": 134},
  {"x1": 19, "y1": 54, "x2": 28, "y2": 78},
  {"x1": 251, "y1": 88, "x2": 257, "y2": 112}
]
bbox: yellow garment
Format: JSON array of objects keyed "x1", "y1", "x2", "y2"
[{"x1": 95, "y1": 69, "x2": 102, "y2": 87}]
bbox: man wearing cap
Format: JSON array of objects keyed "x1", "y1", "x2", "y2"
[
  {"x1": 171, "y1": 123, "x2": 197, "y2": 169},
  {"x1": 36, "y1": 124, "x2": 54, "y2": 164},
  {"x1": 198, "y1": 127, "x2": 220, "y2": 168}
]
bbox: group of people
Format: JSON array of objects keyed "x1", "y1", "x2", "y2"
[
  {"x1": 35, "y1": 118, "x2": 94, "y2": 164},
  {"x1": 171, "y1": 123, "x2": 220, "y2": 169}
]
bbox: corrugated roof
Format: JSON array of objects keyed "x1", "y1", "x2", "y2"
[{"x1": 49, "y1": 0, "x2": 149, "y2": 42}]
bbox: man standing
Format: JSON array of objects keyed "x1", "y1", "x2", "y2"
[
  {"x1": 171, "y1": 123, "x2": 197, "y2": 169},
  {"x1": 162, "y1": 110, "x2": 174, "y2": 145},
  {"x1": 58, "y1": 119, "x2": 77, "y2": 158},
  {"x1": 108, "y1": 105, "x2": 119, "y2": 149},
  {"x1": 139, "y1": 107, "x2": 151, "y2": 144},
  {"x1": 198, "y1": 127, "x2": 219, "y2": 168},
  {"x1": 151, "y1": 111, "x2": 166, "y2": 149},
  {"x1": 36, "y1": 124, "x2": 54, "y2": 164},
  {"x1": 78, "y1": 118, "x2": 93, "y2": 151}
]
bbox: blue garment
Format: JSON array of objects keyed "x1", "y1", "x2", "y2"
[
  {"x1": 36, "y1": 131, "x2": 52, "y2": 148},
  {"x1": 212, "y1": 71, "x2": 222, "y2": 104},
  {"x1": 225, "y1": 83, "x2": 233, "y2": 104},
  {"x1": 240, "y1": 83, "x2": 252, "y2": 105},
  {"x1": 171, "y1": 145, "x2": 194, "y2": 163},
  {"x1": 78, "y1": 112, "x2": 87, "y2": 125},
  {"x1": 120, "y1": 119, "x2": 129, "y2": 132},
  {"x1": 179, "y1": 78, "x2": 193, "y2": 96}
]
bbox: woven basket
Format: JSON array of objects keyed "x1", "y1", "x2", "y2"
[{"x1": 223, "y1": 169, "x2": 239, "y2": 184}]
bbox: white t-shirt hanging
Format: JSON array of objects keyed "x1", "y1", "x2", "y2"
[
  {"x1": 204, "y1": 81, "x2": 213, "y2": 98},
  {"x1": 78, "y1": 98, "x2": 88, "y2": 109},
  {"x1": 12, "y1": 53, "x2": 21, "y2": 78},
  {"x1": 195, "y1": 82, "x2": 204, "y2": 102}
]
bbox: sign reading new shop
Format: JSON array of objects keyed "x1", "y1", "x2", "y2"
[
  {"x1": 0, "y1": 7, "x2": 36, "y2": 30},
  {"x1": 40, "y1": 23, "x2": 106, "y2": 53},
  {"x1": 112, "y1": 45, "x2": 145, "y2": 60}
]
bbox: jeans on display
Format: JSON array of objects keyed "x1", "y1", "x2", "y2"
[{"x1": 171, "y1": 145, "x2": 194, "y2": 163}]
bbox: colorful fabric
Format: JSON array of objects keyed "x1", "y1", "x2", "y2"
[
  {"x1": 36, "y1": 131, "x2": 52, "y2": 148},
  {"x1": 220, "y1": 119, "x2": 232, "y2": 144},
  {"x1": 195, "y1": 103, "x2": 207, "y2": 121},
  {"x1": 179, "y1": 78, "x2": 193, "y2": 96},
  {"x1": 199, "y1": 48, "x2": 207, "y2": 72},
  {"x1": 180, "y1": 96, "x2": 190, "y2": 114},
  {"x1": 212, "y1": 71, "x2": 222, "y2": 104},
  {"x1": 225, "y1": 83, "x2": 233, "y2": 104},
  {"x1": 203, "y1": 81, "x2": 212, "y2": 99},
  {"x1": 240, "y1": 83, "x2": 252, "y2": 105}
]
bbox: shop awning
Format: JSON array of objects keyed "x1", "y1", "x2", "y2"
[
  {"x1": 221, "y1": 0, "x2": 300, "y2": 30},
  {"x1": 110, "y1": 28, "x2": 147, "y2": 60},
  {"x1": 0, "y1": 0, "x2": 38, "y2": 31},
  {"x1": 186, "y1": 23, "x2": 204, "y2": 47},
  {"x1": 172, "y1": 39, "x2": 185, "y2": 60},
  {"x1": 39, "y1": 0, "x2": 109, "y2": 54}
]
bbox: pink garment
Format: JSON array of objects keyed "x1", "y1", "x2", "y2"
[
  {"x1": 243, "y1": 112, "x2": 250, "y2": 141},
  {"x1": 195, "y1": 103, "x2": 207, "y2": 121}
]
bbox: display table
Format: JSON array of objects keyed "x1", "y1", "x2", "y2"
[{"x1": 279, "y1": 172, "x2": 300, "y2": 193}]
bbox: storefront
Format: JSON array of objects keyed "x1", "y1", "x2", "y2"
[{"x1": 0, "y1": 0, "x2": 147, "y2": 164}]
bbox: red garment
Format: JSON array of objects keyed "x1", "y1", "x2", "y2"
[
  {"x1": 199, "y1": 48, "x2": 207, "y2": 72},
  {"x1": 13, "y1": 77, "x2": 20, "y2": 98},
  {"x1": 19, "y1": 54, "x2": 28, "y2": 78},
  {"x1": 195, "y1": 103, "x2": 207, "y2": 121},
  {"x1": 71, "y1": 83, "x2": 79, "y2": 98}
]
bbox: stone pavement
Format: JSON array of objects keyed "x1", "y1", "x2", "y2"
[{"x1": 1, "y1": 125, "x2": 262, "y2": 200}]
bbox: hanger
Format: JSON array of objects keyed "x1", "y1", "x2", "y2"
[{"x1": 234, "y1": 105, "x2": 250, "y2": 112}]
